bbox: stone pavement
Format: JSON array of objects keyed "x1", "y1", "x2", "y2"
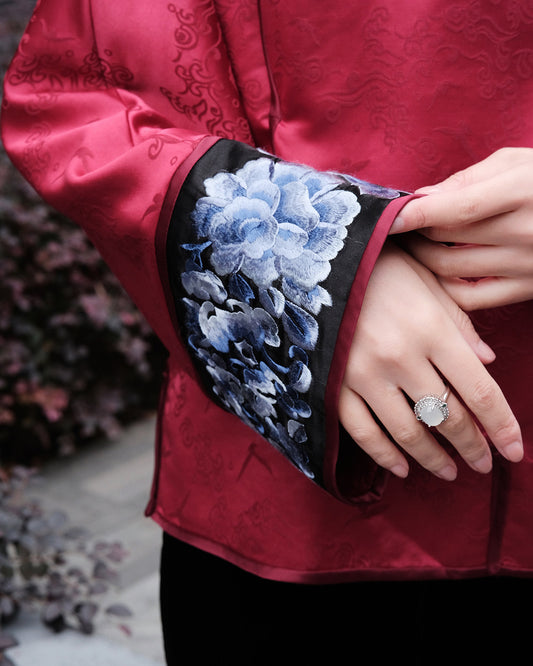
[{"x1": 7, "y1": 415, "x2": 166, "y2": 666}]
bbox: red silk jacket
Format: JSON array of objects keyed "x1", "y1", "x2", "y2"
[{"x1": 3, "y1": 0, "x2": 533, "y2": 583}]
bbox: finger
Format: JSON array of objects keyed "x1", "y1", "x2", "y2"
[
  {"x1": 405, "y1": 235, "x2": 530, "y2": 279},
  {"x1": 431, "y1": 333, "x2": 523, "y2": 462},
  {"x1": 360, "y1": 380, "x2": 459, "y2": 481},
  {"x1": 415, "y1": 147, "x2": 533, "y2": 194},
  {"x1": 394, "y1": 365, "x2": 493, "y2": 475},
  {"x1": 412, "y1": 388, "x2": 493, "y2": 475},
  {"x1": 439, "y1": 275, "x2": 533, "y2": 311},
  {"x1": 420, "y1": 211, "x2": 528, "y2": 245},
  {"x1": 391, "y1": 169, "x2": 524, "y2": 234},
  {"x1": 338, "y1": 385, "x2": 410, "y2": 478}
]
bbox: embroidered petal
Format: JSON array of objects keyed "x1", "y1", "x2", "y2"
[
  {"x1": 279, "y1": 250, "x2": 331, "y2": 291},
  {"x1": 181, "y1": 269, "x2": 227, "y2": 304},
  {"x1": 287, "y1": 360, "x2": 312, "y2": 393},
  {"x1": 228, "y1": 272, "x2": 255, "y2": 304},
  {"x1": 312, "y1": 188, "x2": 361, "y2": 227},
  {"x1": 273, "y1": 222, "x2": 309, "y2": 258},
  {"x1": 305, "y1": 223, "x2": 348, "y2": 261},
  {"x1": 259, "y1": 287, "x2": 285, "y2": 318},
  {"x1": 204, "y1": 171, "x2": 246, "y2": 201},
  {"x1": 276, "y1": 180, "x2": 320, "y2": 231},
  {"x1": 282, "y1": 279, "x2": 332, "y2": 315},
  {"x1": 282, "y1": 301, "x2": 319, "y2": 350},
  {"x1": 288, "y1": 419, "x2": 308, "y2": 444},
  {"x1": 247, "y1": 178, "x2": 281, "y2": 211}
]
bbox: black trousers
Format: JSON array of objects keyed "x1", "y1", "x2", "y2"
[{"x1": 160, "y1": 532, "x2": 530, "y2": 665}]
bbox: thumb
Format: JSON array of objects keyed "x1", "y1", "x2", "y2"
[
  {"x1": 388, "y1": 197, "x2": 427, "y2": 234},
  {"x1": 389, "y1": 160, "x2": 491, "y2": 234}
]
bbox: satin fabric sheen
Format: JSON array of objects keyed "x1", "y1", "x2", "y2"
[{"x1": 3, "y1": 0, "x2": 533, "y2": 582}]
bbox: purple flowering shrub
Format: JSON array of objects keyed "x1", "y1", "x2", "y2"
[
  {"x1": 0, "y1": 467, "x2": 132, "y2": 664},
  {"x1": 0, "y1": 153, "x2": 165, "y2": 465}
]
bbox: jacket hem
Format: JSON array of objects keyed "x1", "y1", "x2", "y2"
[{"x1": 147, "y1": 509, "x2": 532, "y2": 584}]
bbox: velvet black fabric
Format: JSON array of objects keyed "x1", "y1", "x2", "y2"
[{"x1": 160, "y1": 531, "x2": 530, "y2": 666}]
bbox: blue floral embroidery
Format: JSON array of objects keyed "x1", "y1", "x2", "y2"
[{"x1": 179, "y1": 158, "x2": 364, "y2": 478}]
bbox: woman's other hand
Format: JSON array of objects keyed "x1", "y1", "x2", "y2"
[{"x1": 390, "y1": 148, "x2": 533, "y2": 310}]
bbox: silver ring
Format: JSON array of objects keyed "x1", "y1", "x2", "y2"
[{"x1": 414, "y1": 386, "x2": 450, "y2": 427}]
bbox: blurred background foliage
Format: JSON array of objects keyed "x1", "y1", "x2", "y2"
[{"x1": 0, "y1": 1, "x2": 167, "y2": 466}]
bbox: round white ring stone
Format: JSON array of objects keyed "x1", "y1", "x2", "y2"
[{"x1": 414, "y1": 395, "x2": 449, "y2": 427}]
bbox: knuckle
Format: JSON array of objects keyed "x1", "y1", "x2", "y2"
[
  {"x1": 469, "y1": 378, "x2": 498, "y2": 413},
  {"x1": 344, "y1": 358, "x2": 378, "y2": 391},
  {"x1": 372, "y1": 448, "x2": 402, "y2": 471},
  {"x1": 408, "y1": 202, "x2": 429, "y2": 230},
  {"x1": 418, "y1": 449, "x2": 450, "y2": 473},
  {"x1": 490, "y1": 418, "x2": 521, "y2": 445},
  {"x1": 342, "y1": 362, "x2": 364, "y2": 389},
  {"x1": 377, "y1": 342, "x2": 407, "y2": 369},
  {"x1": 363, "y1": 336, "x2": 409, "y2": 371},
  {"x1": 494, "y1": 146, "x2": 522, "y2": 164},
  {"x1": 424, "y1": 309, "x2": 448, "y2": 338},
  {"x1": 459, "y1": 439, "x2": 488, "y2": 464},
  {"x1": 392, "y1": 425, "x2": 451, "y2": 472},
  {"x1": 447, "y1": 169, "x2": 470, "y2": 188},
  {"x1": 453, "y1": 307, "x2": 474, "y2": 334},
  {"x1": 394, "y1": 425, "x2": 425, "y2": 451},
  {"x1": 422, "y1": 225, "x2": 454, "y2": 242},
  {"x1": 449, "y1": 287, "x2": 479, "y2": 312},
  {"x1": 441, "y1": 408, "x2": 470, "y2": 435},
  {"x1": 457, "y1": 197, "x2": 481, "y2": 223},
  {"x1": 349, "y1": 423, "x2": 377, "y2": 448},
  {"x1": 430, "y1": 250, "x2": 455, "y2": 277}
]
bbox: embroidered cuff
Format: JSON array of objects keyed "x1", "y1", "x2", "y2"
[{"x1": 166, "y1": 139, "x2": 403, "y2": 494}]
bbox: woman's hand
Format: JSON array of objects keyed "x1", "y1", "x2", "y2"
[
  {"x1": 338, "y1": 243, "x2": 523, "y2": 480},
  {"x1": 390, "y1": 148, "x2": 533, "y2": 310}
]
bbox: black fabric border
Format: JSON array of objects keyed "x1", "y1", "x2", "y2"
[{"x1": 166, "y1": 139, "x2": 397, "y2": 490}]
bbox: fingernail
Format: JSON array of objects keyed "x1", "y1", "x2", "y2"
[
  {"x1": 503, "y1": 441, "x2": 524, "y2": 462},
  {"x1": 476, "y1": 339, "x2": 496, "y2": 363},
  {"x1": 391, "y1": 464, "x2": 409, "y2": 478},
  {"x1": 436, "y1": 465, "x2": 457, "y2": 481},
  {"x1": 389, "y1": 215, "x2": 404, "y2": 234},
  {"x1": 471, "y1": 453, "x2": 492, "y2": 474}
]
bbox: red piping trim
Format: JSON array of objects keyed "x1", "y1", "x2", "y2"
[
  {"x1": 323, "y1": 194, "x2": 418, "y2": 502},
  {"x1": 154, "y1": 135, "x2": 220, "y2": 337},
  {"x1": 147, "y1": 135, "x2": 220, "y2": 516}
]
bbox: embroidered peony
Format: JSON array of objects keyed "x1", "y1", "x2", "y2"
[
  {"x1": 178, "y1": 157, "x2": 365, "y2": 478},
  {"x1": 191, "y1": 158, "x2": 361, "y2": 293}
]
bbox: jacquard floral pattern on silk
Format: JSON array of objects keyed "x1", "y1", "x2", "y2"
[{"x1": 178, "y1": 157, "x2": 361, "y2": 477}]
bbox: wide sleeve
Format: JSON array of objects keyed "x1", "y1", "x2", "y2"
[
  {"x1": 0, "y1": 0, "x2": 249, "y2": 352},
  {"x1": 1, "y1": 0, "x2": 412, "y2": 503},
  {"x1": 162, "y1": 139, "x2": 412, "y2": 500}
]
